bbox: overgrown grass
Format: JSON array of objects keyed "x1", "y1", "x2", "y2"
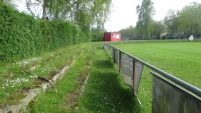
[
  {"x1": 112, "y1": 41, "x2": 201, "y2": 112},
  {"x1": 30, "y1": 44, "x2": 92, "y2": 113},
  {"x1": 1, "y1": 42, "x2": 150, "y2": 112},
  {"x1": 78, "y1": 43, "x2": 141, "y2": 113},
  {"x1": 29, "y1": 42, "x2": 142, "y2": 112},
  {"x1": 0, "y1": 44, "x2": 87, "y2": 105}
]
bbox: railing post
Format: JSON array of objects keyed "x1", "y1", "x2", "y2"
[
  {"x1": 113, "y1": 48, "x2": 115, "y2": 63},
  {"x1": 132, "y1": 60, "x2": 135, "y2": 95},
  {"x1": 119, "y1": 51, "x2": 121, "y2": 74}
]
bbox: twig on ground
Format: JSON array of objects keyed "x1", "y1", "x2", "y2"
[{"x1": 23, "y1": 69, "x2": 58, "y2": 93}]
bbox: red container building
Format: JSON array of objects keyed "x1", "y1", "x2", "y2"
[{"x1": 104, "y1": 32, "x2": 121, "y2": 42}]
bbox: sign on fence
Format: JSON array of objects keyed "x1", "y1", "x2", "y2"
[
  {"x1": 119, "y1": 52, "x2": 144, "y2": 96},
  {"x1": 151, "y1": 72, "x2": 201, "y2": 113},
  {"x1": 133, "y1": 62, "x2": 144, "y2": 96},
  {"x1": 121, "y1": 53, "x2": 133, "y2": 86}
]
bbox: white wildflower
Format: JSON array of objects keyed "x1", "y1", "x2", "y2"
[
  {"x1": 16, "y1": 57, "x2": 42, "y2": 66},
  {"x1": 2, "y1": 77, "x2": 30, "y2": 88}
]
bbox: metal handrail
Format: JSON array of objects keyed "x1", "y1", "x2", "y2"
[{"x1": 105, "y1": 43, "x2": 201, "y2": 97}]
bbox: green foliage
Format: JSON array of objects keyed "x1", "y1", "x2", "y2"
[
  {"x1": 119, "y1": 26, "x2": 137, "y2": 40},
  {"x1": 91, "y1": 28, "x2": 106, "y2": 41},
  {"x1": 178, "y1": 2, "x2": 201, "y2": 38},
  {"x1": 149, "y1": 20, "x2": 166, "y2": 39},
  {"x1": 136, "y1": 0, "x2": 155, "y2": 39},
  {"x1": 164, "y1": 2, "x2": 201, "y2": 38},
  {"x1": 25, "y1": 0, "x2": 112, "y2": 33},
  {"x1": 75, "y1": 0, "x2": 112, "y2": 33},
  {"x1": 119, "y1": 21, "x2": 165, "y2": 40},
  {"x1": 0, "y1": 3, "x2": 88, "y2": 61},
  {"x1": 164, "y1": 10, "x2": 180, "y2": 35}
]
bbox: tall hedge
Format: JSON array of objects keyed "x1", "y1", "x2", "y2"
[{"x1": 0, "y1": 3, "x2": 89, "y2": 61}]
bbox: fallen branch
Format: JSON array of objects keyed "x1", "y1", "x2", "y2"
[{"x1": 23, "y1": 69, "x2": 58, "y2": 93}]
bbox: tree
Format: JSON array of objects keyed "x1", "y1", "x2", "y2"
[
  {"x1": 150, "y1": 20, "x2": 166, "y2": 39},
  {"x1": 178, "y1": 2, "x2": 201, "y2": 38},
  {"x1": 164, "y1": 10, "x2": 180, "y2": 35},
  {"x1": 75, "y1": 0, "x2": 111, "y2": 32},
  {"x1": 136, "y1": 0, "x2": 155, "y2": 39},
  {"x1": 119, "y1": 26, "x2": 137, "y2": 40},
  {"x1": 2, "y1": 0, "x2": 18, "y2": 9},
  {"x1": 26, "y1": 0, "x2": 73, "y2": 19},
  {"x1": 163, "y1": 2, "x2": 201, "y2": 38},
  {"x1": 3, "y1": 0, "x2": 112, "y2": 41},
  {"x1": 25, "y1": 0, "x2": 111, "y2": 32},
  {"x1": 91, "y1": 27, "x2": 106, "y2": 41}
]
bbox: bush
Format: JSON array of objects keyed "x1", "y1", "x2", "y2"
[{"x1": 0, "y1": 3, "x2": 89, "y2": 61}]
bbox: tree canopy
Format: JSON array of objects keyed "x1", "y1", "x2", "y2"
[
  {"x1": 178, "y1": 2, "x2": 201, "y2": 38},
  {"x1": 3, "y1": 0, "x2": 111, "y2": 35},
  {"x1": 164, "y1": 2, "x2": 201, "y2": 38},
  {"x1": 136, "y1": 0, "x2": 155, "y2": 39},
  {"x1": 119, "y1": 1, "x2": 201, "y2": 40}
]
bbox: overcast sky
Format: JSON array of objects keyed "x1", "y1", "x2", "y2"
[{"x1": 105, "y1": 0, "x2": 201, "y2": 32}]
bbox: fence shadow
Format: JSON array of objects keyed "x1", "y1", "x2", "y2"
[
  {"x1": 93, "y1": 59, "x2": 113, "y2": 69},
  {"x1": 80, "y1": 56, "x2": 142, "y2": 113}
]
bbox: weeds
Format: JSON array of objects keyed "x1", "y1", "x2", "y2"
[
  {"x1": 0, "y1": 44, "x2": 87, "y2": 106},
  {"x1": 0, "y1": 42, "x2": 143, "y2": 112}
]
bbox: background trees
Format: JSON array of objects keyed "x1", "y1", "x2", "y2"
[
  {"x1": 3, "y1": 0, "x2": 201, "y2": 40},
  {"x1": 136, "y1": 0, "x2": 155, "y2": 39},
  {"x1": 163, "y1": 10, "x2": 180, "y2": 35},
  {"x1": 163, "y1": 2, "x2": 201, "y2": 38},
  {"x1": 119, "y1": 26, "x2": 137, "y2": 40},
  {"x1": 25, "y1": 0, "x2": 111, "y2": 31},
  {"x1": 149, "y1": 20, "x2": 166, "y2": 39},
  {"x1": 3, "y1": 0, "x2": 112, "y2": 41},
  {"x1": 119, "y1": 1, "x2": 201, "y2": 40},
  {"x1": 178, "y1": 2, "x2": 201, "y2": 38}
]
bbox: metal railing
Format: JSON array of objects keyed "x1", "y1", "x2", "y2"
[{"x1": 104, "y1": 43, "x2": 201, "y2": 113}]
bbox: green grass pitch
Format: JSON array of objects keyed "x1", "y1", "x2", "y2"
[{"x1": 113, "y1": 41, "x2": 201, "y2": 112}]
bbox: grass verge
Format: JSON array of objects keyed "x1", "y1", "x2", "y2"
[{"x1": 78, "y1": 43, "x2": 141, "y2": 113}]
